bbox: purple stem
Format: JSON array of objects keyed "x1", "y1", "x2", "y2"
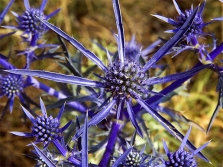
[{"x1": 99, "y1": 121, "x2": 121, "y2": 167}]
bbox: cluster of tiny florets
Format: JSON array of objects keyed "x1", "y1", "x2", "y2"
[
  {"x1": 165, "y1": 150, "x2": 197, "y2": 167},
  {"x1": 32, "y1": 115, "x2": 60, "y2": 146},
  {"x1": 124, "y1": 151, "x2": 142, "y2": 167},
  {"x1": 176, "y1": 10, "x2": 203, "y2": 37},
  {"x1": 104, "y1": 59, "x2": 148, "y2": 99},
  {"x1": 18, "y1": 8, "x2": 46, "y2": 35},
  {"x1": 0, "y1": 74, "x2": 23, "y2": 98}
]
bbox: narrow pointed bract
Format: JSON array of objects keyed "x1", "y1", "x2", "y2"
[
  {"x1": 112, "y1": 0, "x2": 125, "y2": 63},
  {"x1": 32, "y1": 143, "x2": 56, "y2": 167},
  {"x1": 0, "y1": 0, "x2": 14, "y2": 24},
  {"x1": 10, "y1": 99, "x2": 71, "y2": 147},
  {"x1": 6, "y1": 69, "x2": 104, "y2": 88},
  {"x1": 35, "y1": 16, "x2": 108, "y2": 72}
]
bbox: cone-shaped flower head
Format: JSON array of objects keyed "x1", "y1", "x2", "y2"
[
  {"x1": 124, "y1": 150, "x2": 142, "y2": 166},
  {"x1": 104, "y1": 59, "x2": 148, "y2": 99},
  {"x1": 163, "y1": 126, "x2": 210, "y2": 167},
  {"x1": 32, "y1": 114, "x2": 60, "y2": 146},
  {"x1": 124, "y1": 35, "x2": 161, "y2": 60},
  {"x1": 11, "y1": 98, "x2": 71, "y2": 147},
  {"x1": 18, "y1": 8, "x2": 46, "y2": 36},
  {"x1": 153, "y1": 0, "x2": 208, "y2": 44},
  {"x1": 0, "y1": 73, "x2": 24, "y2": 98},
  {"x1": 5, "y1": 0, "x2": 60, "y2": 41},
  {"x1": 0, "y1": 68, "x2": 25, "y2": 113}
]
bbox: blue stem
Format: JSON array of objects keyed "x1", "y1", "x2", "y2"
[{"x1": 99, "y1": 121, "x2": 121, "y2": 167}]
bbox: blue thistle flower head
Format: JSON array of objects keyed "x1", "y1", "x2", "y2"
[
  {"x1": 153, "y1": 0, "x2": 209, "y2": 44},
  {"x1": 11, "y1": 98, "x2": 71, "y2": 147},
  {"x1": 124, "y1": 35, "x2": 142, "y2": 59},
  {"x1": 7, "y1": 0, "x2": 210, "y2": 162},
  {"x1": 0, "y1": 58, "x2": 26, "y2": 113},
  {"x1": 162, "y1": 126, "x2": 211, "y2": 167},
  {"x1": 4, "y1": 0, "x2": 60, "y2": 41},
  {"x1": 17, "y1": 7, "x2": 46, "y2": 37},
  {"x1": 0, "y1": 73, "x2": 24, "y2": 99},
  {"x1": 124, "y1": 150, "x2": 143, "y2": 166},
  {"x1": 124, "y1": 35, "x2": 161, "y2": 60}
]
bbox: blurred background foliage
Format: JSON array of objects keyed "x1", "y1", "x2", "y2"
[{"x1": 0, "y1": 0, "x2": 223, "y2": 166}]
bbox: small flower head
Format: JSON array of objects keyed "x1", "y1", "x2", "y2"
[
  {"x1": 163, "y1": 126, "x2": 210, "y2": 167},
  {"x1": 17, "y1": 8, "x2": 46, "y2": 37},
  {"x1": 0, "y1": 67, "x2": 25, "y2": 113},
  {"x1": 124, "y1": 150, "x2": 142, "y2": 167},
  {"x1": 174, "y1": 8, "x2": 204, "y2": 42},
  {"x1": 32, "y1": 114, "x2": 60, "y2": 146},
  {"x1": 153, "y1": 0, "x2": 208, "y2": 43},
  {"x1": 0, "y1": 73, "x2": 24, "y2": 98},
  {"x1": 124, "y1": 36, "x2": 141, "y2": 60},
  {"x1": 4, "y1": 0, "x2": 60, "y2": 41},
  {"x1": 104, "y1": 59, "x2": 148, "y2": 99},
  {"x1": 11, "y1": 98, "x2": 71, "y2": 147},
  {"x1": 124, "y1": 36, "x2": 161, "y2": 60}
]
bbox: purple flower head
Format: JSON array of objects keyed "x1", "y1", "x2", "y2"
[
  {"x1": 6, "y1": 0, "x2": 210, "y2": 162},
  {"x1": 122, "y1": 150, "x2": 164, "y2": 167},
  {"x1": 124, "y1": 35, "x2": 161, "y2": 60},
  {"x1": 124, "y1": 150, "x2": 143, "y2": 166},
  {"x1": 153, "y1": 0, "x2": 209, "y2": 44},
  {"x1": 28, "y1": 113, "x2": 91, "y2": 166},
  {"x1": 17, "y1": 8, "x2": 46, "y2": 37},
  {"x1": 0, "y1": 59, "x2": 26, "y2": 114},
  {"x1": 3, "y1": 0, "x2": 60, "y2": 42},
  {"x1": 0, "y1": 73, "x2": 24, "y2": 99},
  {"x1": 11, "y1": 98, "x2": 72, "y2": 147},
  {"x1": 163, "y1": 126, "x2": 211, "y2": 167}
]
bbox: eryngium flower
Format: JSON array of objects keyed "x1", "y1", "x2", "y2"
[
  {"x1": 153, "y1": 0, "x2": 209, "y2": 44},
  {"x1": 7, "y1": 0, "x2": 209, "y2": 162},
  {"x1": 124, "y1": 151, "x2": 142, "y2": 166},
  {"x1": 121, "y1": 35, "x2": 161, "y2": 60},
  {"x1": 11, "y1": 98, "x2": 72, "y2": 147},
  {"x1": 163, "y1": 126, "x2": 210, "y2": 167},
  {"x1": 0, "y1": 73, "x2": 23, "y2": 100},
  {"x1": 0, "y1": 69, "x2": 25, "y2": 113},
  {"x1": 4, "y1": 0, "x2": 60, "y2": 41}
]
